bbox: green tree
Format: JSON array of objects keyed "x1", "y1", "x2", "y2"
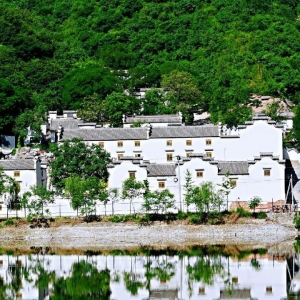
[
  {"x1": 185, "y1": 182, "x2": 224, "y2": 218},
  {"x1": 249, "y1": 196, "x2": 262, "y2": 213},
  {"x1": 162, "y1": 70, "x2": 202, "y2": 123},
  {"x1": 263, "y1": 101, "x2": 285, "y2": 122},
  {"x1": 64, "y1": 175, "x2": 107, "y2": 217},
  {"x1": 121, "y1": 177, "x2": 145, "y2": 214},
  {"x1": 50, "y1": 138, "x2": 111, "y2": 192},
  {"x1": 62, "y1": 62, "x2": 121, "y2": 110},
  {"x1": 142, "y1": 189, "x2": 175, "y2": 214},
  {"x1": 22, "y1": 185, "x2": 55, "y2": 219},
  {"x1": 0, "y1": 167, "x2": 20, "y2": 211},
  {"x1": 51, "y1": 261, "x2": 111, "y2": 300}
]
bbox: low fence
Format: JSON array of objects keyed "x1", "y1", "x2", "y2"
[{"x1": 0, "y1": 198, "x2": 297, "y2": 219}]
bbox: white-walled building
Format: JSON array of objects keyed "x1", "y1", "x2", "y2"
[
  {"x1": 49, "y1": 112, "x2": 285, "y2": 209},
  {"x1": 0, "y1": 252, "x2": 289, "y2": 300}
]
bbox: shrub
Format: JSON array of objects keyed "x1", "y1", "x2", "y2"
[
  {"x1": 108, "y1": 215, "x2": 123, "y2": 223},
  {"x1": 4, "y1": 218, "x2": 14, "y2": 226},
  {"x1": 177, "y1": 211, "x2": 189, "y2": 220},
  {"x1": 294, "y1": 212, "x2": 300, "y2": 230},
  {"x1": 0, "y1": 224, "x2": 3, "y2": 229},
  {"x1": 257, "y1": 212, "x2": 267, "y2": 219},
  {"x1": 236, "y1": 207, "x2": 252, "y2": 218},
  {"x1": 207, "y1": 212, "x2": 224, "y2": 225},
  {"x1": 188, "y1": 214, "x2": 201, "y2": 224}
]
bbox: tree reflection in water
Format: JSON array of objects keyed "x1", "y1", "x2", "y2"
[{"x1": 51, "y1": 260, "x2": 111, "y2": 299}]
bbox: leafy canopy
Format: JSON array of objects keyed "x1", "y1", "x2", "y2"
[{"x1": 50, "y1": 138, "x2": 111, "y2": 192}]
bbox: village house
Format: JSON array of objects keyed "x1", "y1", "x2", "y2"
[
  {"x1": 44, "y1": 110, "x2": 287, "y2": 212},
  {"x1": 0, "y1": 110, "x2": 285, "y2": 215}
]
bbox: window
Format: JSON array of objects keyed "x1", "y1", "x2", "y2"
[
  {"x1": 198, "y1": 287, "x2": 205, "y2": 295},
  {"x1": 0, "y1": 205, "x2": 2, "y2": 211},
  {"x1": 166, "y1": 153, "x2": 173, "y2": 162},
  {"x1": 117, "y1": 141, "x2": 123, "y2": 147},
  {"x1": 264, "y1": 169, "x2": 271, "y2": 176},
  {"x1": 14, "y1": 171, "x2": 20, "y2": 177},
  {"x1": 134, "y1": 153, "x2": 141, "y2": 157},
  {"x1": 206, "y1": 151, "x2": 212, "y2": 157},
  {"x1": 230, "y1": 179, "x2": 237, "y2": 188},
  {"x1": 186, "y1": 140, "x2": 192, "y2": 146},
  {"x1": 117, "y1": 153, "x2": 124, "y2": 160},
  {"x1": 266, "y1": 287, "x2": 272, "y2": 294},
  {"x1": 129, "y1": 172, "x2": 136, "y2": 178},
  {"x1": 166, "y1": 140, "x2": 172, "y2": 146},
  {"x1": 158, "y1": 181, "x2": 165, "y2": 188},
  {"x1": 232, "y1": 277, "x2": 238, "y2": 284},
  {"x1": 186, "y1": 152, "x2": 190, "y2": 158},
  {"x1": 98, "y1": 142, "x2": 104, "y2": 148},
  {"x1": 135, "y1": 141, "x2": 140, "y2": 147},
  {"x1": 196, "y1": 171, "x2": 203, "y2": 178},
  {"x1": 206, "y1": 139, "x2": 212, "y2": 145}
]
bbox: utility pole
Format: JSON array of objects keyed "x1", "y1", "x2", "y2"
[{"x1": 176, "y1": 155, "x2": 182, "y2": 212}]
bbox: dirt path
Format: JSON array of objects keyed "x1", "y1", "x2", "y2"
[{"x1": 0, "y1": 218, "x2": 297, "y2": 250}]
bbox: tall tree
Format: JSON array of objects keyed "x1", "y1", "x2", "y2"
[{"x1": 50, "y1": 138, "x2": 111, "y2": 192}]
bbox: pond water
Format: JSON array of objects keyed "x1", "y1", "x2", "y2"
[{"x1": 0, "y1": 244, "x2": 299, "y2": 300}]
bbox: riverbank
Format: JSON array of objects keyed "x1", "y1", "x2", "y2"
[{"x1": 0, "y1": 217, "x2": 297, "y2": 251}]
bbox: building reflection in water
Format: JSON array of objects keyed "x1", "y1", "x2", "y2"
[{"x1": 0, "y1": 246, "x2": 299, "y2": 300}]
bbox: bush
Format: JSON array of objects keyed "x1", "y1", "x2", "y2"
[
  {"x1": 207, "y1": 212, "x2": 224, "y2": 225},
  {"x1": 188, "y1": 214, "x2": 201, "y2": 224},
  {"x1": 0, "y1": 223, "x2": 3, "y2": 229},
  {"x1": 177, "y1": 211, "x2": 189, "y2": 220},
  {"x1": 236, "y1": 207, "x2": 252, "y2": 218},
  {"x1": 108, "y1": 215, "x2": 123, "y2": 223},
  {"x1": 294, "y1": 212, "x2": 300, "y2": 230},
  {"x1": 4, "y1": 218, "x2": 14, "y2": 226},
  {"x1": 257, "y1": 212, "x2": 267, "y2": 219}
]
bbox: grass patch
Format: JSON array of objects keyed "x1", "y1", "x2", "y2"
[{"x1": 4, "y1": 218, "x2": 14, "y2": 226}]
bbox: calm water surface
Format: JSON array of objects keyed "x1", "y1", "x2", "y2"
[{"x1": 0, "y1": 244, "x2": 299, "y2": 300}]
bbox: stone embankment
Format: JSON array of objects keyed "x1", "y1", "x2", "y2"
[{"x1": 0, "y1": 216, "x2": 297, "y2": 250}]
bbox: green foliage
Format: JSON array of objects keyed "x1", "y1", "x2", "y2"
[
  {"x1": 4, "y1": 218, "x2": 14, "y2": 226},
  {"x1": 22, "y1": 185, "x2": 55, "y2": 219},
  {"x1": 0, "y1": 167, "x2": 20, "y2": 210},
  {"x1": 122, "y1": 177, "x2": 145, "y2": 214},
  {"x1": 142, "y1": 189, "x2": 175, "y2": 214},
  {"x1": 185, "y1": 181, "x2": 225, "y2": 214},
  {"x1": 50, "y1": 138, "x2": 111, "y2": 192},
  {"x1": 64, "y1": 175, "x2": 107, "y2": 216},
  {"x1": 107, "y1": 215, "x2": 123, "y2": 223},
  {"x1": 257, "y1": 212, "x2": 267, "y2": 219},
  {"x1": 263, "y1": 101, "x2": 285, "y2": 122},
  {"x1": 1, "y1": 0, "x2": 300, "y2": 132},
  {"x1": 236, "y1": 207, "x2": 252, "y2": 218},
  {"x1": 249, "y1": 196, "x2": 262, "y2": 213},
  {"x1": 177, "y1": 211, "x2": 189, "y2": 220},
  {"x1": 51, "y1": 261, "x2": 111, "y2": 299},
  {"x1": 294, "y1": 212, "x2": 300, "y2": 230}
]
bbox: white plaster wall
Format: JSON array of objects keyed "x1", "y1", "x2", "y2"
[
  {"x1": 284, "y1": 148, "x2": 300, "y2": 161},
  {"x1": 86, "y1": 121, "x2": 283, "y2": 163},
  {"x1": 228, "y1": 158, "x2": 285, "y2": 202},
  {"x1": 3, "y1": 169, "x2": 36, "y2": 194},
  {"x1": 213, "y1": 121, "x2": 283, "y2": 161},
  {"x1": 0, "y1": 254, "x2": 288, "y2": 300}
]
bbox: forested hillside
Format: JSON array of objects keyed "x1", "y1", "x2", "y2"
[{"x1": 1, "y1": 0, "x2": 300, "y2": 138}]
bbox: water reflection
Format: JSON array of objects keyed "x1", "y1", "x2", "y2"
[{"x1": 0, "y1": 245, "x2": 299, "y2": 299}]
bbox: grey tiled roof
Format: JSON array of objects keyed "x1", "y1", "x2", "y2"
[
  {"x1": 218, "y1": 162, "x2": 249, "y2": 175},
  {"x1": 150, "y1": 126, "x2": 219, "y2": 138},
  {"x1": 147, "y1": 164, "x2": 177, "y2": 177},
  {"x1": 0, "y1": 159, "x2": 35, "y2": 170},
  {"x1": 125, "y1": 114, "x2": 181, "y2": 124},
  {"x1": 50, "y1": 119, "x2": 83, "y2": 131},
  {"x1": 62, "y1": 128, "x2": 148, "y2": 141}
]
